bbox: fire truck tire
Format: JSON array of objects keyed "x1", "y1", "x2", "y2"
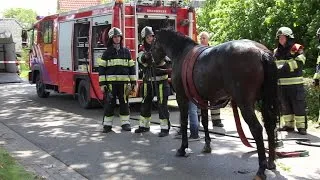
[
  {"x1": 78, "y1": 80, "x2": 93, "y2": 109},
  {"x1": 36, "y1": 74, "x2": 50, "y2": 98}
]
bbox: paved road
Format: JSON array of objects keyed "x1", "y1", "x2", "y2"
[{"x1": 0, "y1": 82, "x2": 319, "y2": 180}]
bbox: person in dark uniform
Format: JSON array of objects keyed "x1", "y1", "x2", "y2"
[
  {"x1": 274, "y1": 27, "x2": 307, "y2": 135},
  {"x1": 98, "y1": 27, "x2": 137, "y2": 133},
  {"x1": 134, "y1": 26, "x2": 171, "y2": 137},
  {"x1": 314, "y1": 28, "x2": 320, "y2": 125}
]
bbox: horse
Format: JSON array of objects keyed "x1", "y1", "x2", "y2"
[{"x1": 151, "y1": 28, "x2": 279, "y2": 180}]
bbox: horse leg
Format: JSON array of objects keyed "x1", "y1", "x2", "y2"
[
  {"x1": 176, "y1": 99, "x2": 189, "y2": 157},
  {"x1": 261, "y1": 103, "x2": 277, "y2": 170},
  {"x1": 238, "y1": 104, "x2": 267, "y2": 180},
  {"x1": 201, "y1": 108, "x2": 212, "y2": 153}
]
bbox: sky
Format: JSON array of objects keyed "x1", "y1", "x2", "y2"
[{"x1": 0, "y1": 0, "x2": 57, "y2": 17}]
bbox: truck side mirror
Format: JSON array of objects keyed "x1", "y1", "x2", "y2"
[{"x1": 22, "y1": 30, "x2": 28, "y2": 47}]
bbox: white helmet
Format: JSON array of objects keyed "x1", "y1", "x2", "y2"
[
  {"x1": 141, "y1": 26, "x2": 154, "y2": 39},
  {"x1": 108, "y1": 27, "x2": 122, "y2": 38},
  {"x1": 276, "y1": 27, "x2": 294, "y2": 38},
  {"x1": 317, "y1": 28, "x2": 320, "y2": 37}
]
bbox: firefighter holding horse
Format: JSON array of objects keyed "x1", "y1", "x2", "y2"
[
  {"x1": 134, "y1": 26, "x2": 171, "y2": 137},
  {"x1": 98, "y1": 27, "x2": 137, "y2": 133},
  {"x1": 274, "y1": 27, "x2": 307, "y2": 135},
  {"x1": 315, "y1": 28, "x2": 320, "y2": 125}
]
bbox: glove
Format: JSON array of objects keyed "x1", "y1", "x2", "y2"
[
  {"x1": 144, "y1": 52, "x2": 153, "y2": 65},
  {"x1": 100, "y1": 85, "x2": 107, "y2": 93},
  {"x1": 131, "y1": 82, "x2": 136, "y2": 90},
  {"x1": 277, "y1": 65, "x2": 284, "y2": 69},
  {"x1": 314, "y1": 79, "x2": 319, "y2": 86}
]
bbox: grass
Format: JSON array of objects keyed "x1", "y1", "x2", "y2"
[
  {"x1": 18, "y1": 48, "x2": 30, "y2": 79},
  {"x1": 276, "y1": 162, "x2": 291, "y2": 172},
  {"x1": 19, "y1": 63, "x2": 29, "y2": 79},
  {"x1": 0, "y1": 147, "x2": 40, "y2": 180}
]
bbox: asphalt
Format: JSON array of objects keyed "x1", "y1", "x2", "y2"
[
  {"x1": 0, "y1": 82, "x2": 319, "y2": 180},
  {"x1": 0, "y1": 73, "x2": 23, "y2": 84}
]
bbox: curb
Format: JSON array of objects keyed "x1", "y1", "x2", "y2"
[{"x1": 0, "y1": 122, "x2": 88, "y2": 180}]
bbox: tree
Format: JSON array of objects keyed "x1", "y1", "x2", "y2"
[
  {"x1": 3, "y1": 8, "x2": 37, "y2": 29},
  {"x1": 197, "y1": 0, "x2": 320, "y2": 67}
]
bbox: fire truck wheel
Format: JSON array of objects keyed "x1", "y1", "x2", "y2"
[
  {"x1": 36, "y1": 74, "x2": 50, "y2": 98},
  {"x1": 78, "y1": 80, "x2": 92, "y2": 109}
]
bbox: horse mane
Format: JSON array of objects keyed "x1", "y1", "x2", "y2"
[{"x1": 156, "y1": 28, "x2": 198, "y2": 57}]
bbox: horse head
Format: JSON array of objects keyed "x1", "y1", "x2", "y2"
[
  {"x1": 150, "y1": 31, "x2": 167, "y2": 65},
  {"x1": 151, "y1": 28, "x2": 197, "y2": 65}
]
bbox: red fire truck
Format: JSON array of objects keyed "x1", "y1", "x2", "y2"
[{"x1": 28, "y1": 0, "x2": 197, "y2": 108}]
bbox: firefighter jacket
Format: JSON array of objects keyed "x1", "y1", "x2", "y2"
[
  {"x1": 98, "y1": 46, "x2": 136, "y2": 89},
  {"x1": 313, "y1": 45, "x2": 320, "y2": 80},
  {"x1": 137, "y1": 44, "x2": 169, "y2": 81},
  {"x1": 274, "y1": 43, "x2": 306, "y2": 85}
]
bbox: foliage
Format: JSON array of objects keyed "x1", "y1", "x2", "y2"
[
  {"x1": 0, "y1": 148, "x2": 37, "y2": 180},
  {"x1": 197, "y1": 0, "x2": 320, "y2": 68},
  {"x1": 304, "y1": 79, "x2": 320, "y2": 122},
  {"x1": 3, "y1": 8, "x2": 37, "y2": 29},
  {"x1": 19, "y1": 48, "x2": 30, "y2": 78}
]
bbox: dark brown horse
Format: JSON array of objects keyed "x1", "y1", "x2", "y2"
[{"x1": 151, "y1": 29, "x2": 279, "y2": 180}]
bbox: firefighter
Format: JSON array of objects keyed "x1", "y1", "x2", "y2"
[
  {"x1": 134, "y1": 26, "x2": 171, "y2": 137},
  {"x1": 98, "y1": 27, "x2": 137, "y2": 133},
  {"x1": 274, "y1": 27, "x2": 307, "y2": 135},
  {"x1": 199, "y1": 31, "x2": 224, "y2": 127},
  {"x1": 315, "y1": 28, "x2": 320, "y2": 124}
]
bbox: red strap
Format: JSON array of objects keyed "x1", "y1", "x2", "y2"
[
  {"x1": 181, "y1": 45, "x2": 210, "y2": 109},
  {"x1": 231, "y1": 100, "x2": 254, "y2": 148}
]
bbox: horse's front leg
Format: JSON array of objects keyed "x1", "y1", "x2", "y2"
[
  {"x1": 201, "y1": 108, "x2": 212, "y2": 153},
  {"x1": 238, "y1": 104, "x2": 267, "y2": 180},
  {"x1": 176, "y1": 101, "x2": 189, "y2": 157}
]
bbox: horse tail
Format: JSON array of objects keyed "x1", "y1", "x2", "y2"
[{"x1": 260, "y1": 51, "x2": 279, "y2": 126}]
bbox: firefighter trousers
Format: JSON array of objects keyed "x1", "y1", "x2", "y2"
[
  {"x1": 103, "y1": 83, "x2": 130, "y2": 126},
  {"x1": 139, "y1": 80, "x2": 170, "y2": 130},
  {"x1": 279, "y1": 84, "x2": 306, "y2": 129}
]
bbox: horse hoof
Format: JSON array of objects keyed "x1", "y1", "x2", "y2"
[
  {"x1": 267, "y1": 161, "x2": 276, "y2": 170},
  {"x1": 253, "y1": 170, "x2": 266, "y2": 180},
  {"x1": 201, "y1": 145, "x2": 212, "y2": 153},
  {"x1": 176, "y1": 149, "x2": 188, "y2": 157},
  {"x1": 253, "y1": 175, "x2": 266, "y2": 180}
]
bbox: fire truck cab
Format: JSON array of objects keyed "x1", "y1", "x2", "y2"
[{"x1": 28, "y1": 0, "x2": 197, "y2": 108}]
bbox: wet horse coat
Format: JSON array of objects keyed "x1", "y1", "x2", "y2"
[{"x1": 151, "y1": 29, "x2": 279, "y2": 180}]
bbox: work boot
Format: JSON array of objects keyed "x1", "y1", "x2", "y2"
[
  {"x1": 158, "y1": 129, "x2": 169, "y2": 137},
  {"x1": 278, "y1": 126, "x2": 294, "y2": 132},
  {"x1": 102, "y1": 125, "x2": 112, "y2": 133},
  {"x1": 134, "y1": 126, "x2": 150, "y2": 133},
  {"x1": 212, "y1": 119, "x2": 224, "y2": 127},
  {"x1": 121, "y1": 124, "x2": 131, "y2": 131},
  {"x1": 297, "y1": 128, "x2": 307, "y2": 135}
]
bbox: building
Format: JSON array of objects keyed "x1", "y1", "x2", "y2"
[
  {"x1": 0, "y1": 18, "x2": 24, "y2": 54},
  {"x1": 57, "y1": 0, "x2": 102, "y2": 12}
]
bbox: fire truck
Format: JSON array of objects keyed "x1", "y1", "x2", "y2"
[{"x1": 28, "y1": 0, "x2": 197, "y2": 108}]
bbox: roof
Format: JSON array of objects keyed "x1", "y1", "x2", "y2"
[
  {"x1": 0, "y1": 18, "x2": 24, "y2": 29},
  {"x1": 57, "y1": 0, "x2": 102, "y2": 12}
]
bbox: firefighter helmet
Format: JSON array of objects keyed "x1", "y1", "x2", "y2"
[
  {"x1": 108, "y1": 27, "x2": 122, "y2": 38},
  {"x1": 276, "y1": 27, "x2": 294, "y2": 38},
  {"x1": 317, "y1": 28, "x2": 320, "y2": 37},
  {"x1": 141, "y1": 26, "x2": 154, "y2": 39}
]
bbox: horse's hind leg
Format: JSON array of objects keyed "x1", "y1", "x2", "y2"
[
  {"x1": 238, "y1": 104, "x2": 267, "y2": 180},
  {"x1": 201, "y1": 108, "x2": 212, "y2": 153},
  {"x1": 261, "y1": 103, "x2": 277, "y2": 170}
]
